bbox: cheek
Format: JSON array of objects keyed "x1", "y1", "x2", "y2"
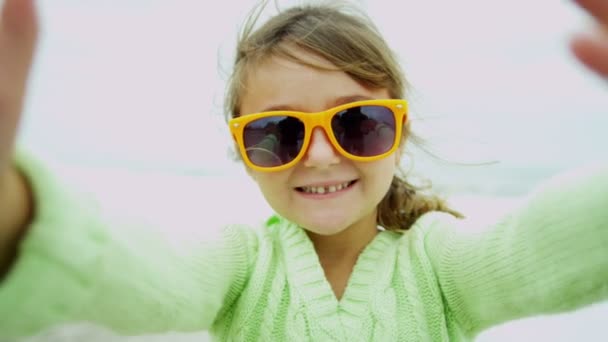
[
  {"x1": 360, "y1": 158, "x2": 397, "y2": 195},
  {"x1": 379, "y1": 163, "x2": 397, "y2": 193},
  {"x1": 249, "y1": 170, "x2": 290, "y2": 203}
]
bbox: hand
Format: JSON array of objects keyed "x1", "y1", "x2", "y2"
[
  {"x1": 571, "y1": 0, "x2": 608, "y2": 77},
  {"x1": 0, "y1": 0, "x2": 38, "y2": 278}
]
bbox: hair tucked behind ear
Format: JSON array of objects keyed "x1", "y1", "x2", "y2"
[
  {"x1": 378, "y1": 173, "x2": 464, "y2": 232},
  {"x1": 226, "y1": 1, "x2": 464, "y2": 232},
  {"x1": 376, "y1": 123, "x2": 463, "y2": 231}
]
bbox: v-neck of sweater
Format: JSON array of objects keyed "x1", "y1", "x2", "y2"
[{"x1": 275, "y1": 219, "x2": 400, "y2": 320}]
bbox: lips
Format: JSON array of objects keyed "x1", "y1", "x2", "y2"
[{"x1": 295, "y1": 180, "x2": 358, "y2": 194}]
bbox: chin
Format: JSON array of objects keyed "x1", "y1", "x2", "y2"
[
  {"x1": 304, "y1": 225, "x2": 348, "y2": 237},
  {"x1": 292, "y1": 215, "x2": 352, "y2": 236}
]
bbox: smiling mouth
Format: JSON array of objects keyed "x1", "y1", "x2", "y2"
[{"x1": 295, "y1": 180, "x2": 358, "y2": 194}]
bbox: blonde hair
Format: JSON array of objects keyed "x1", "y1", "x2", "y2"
[{"x1": 225, "y1": 1, "x2": 463, "y2": 231}]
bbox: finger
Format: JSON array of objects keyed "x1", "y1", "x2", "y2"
[
  {"x1": 0, "y1": 0, "x2": 38, "y2": 166},
  {"x1": 573, "y1": 0, "x2": 608, "y2": 24},
  {"x1": 570, "y1": 31, "x2": 608, "y2": 77},
  {"x1": 2, "y1": 0, "x2": 38, "y2": 37},
  {"x1": 0, "y1": 0, "x2": 39, "y2": 92}
]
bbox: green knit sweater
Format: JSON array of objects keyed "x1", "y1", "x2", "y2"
[{"x1": 1, "y1": 155, "x2": 607, "y2": 341}]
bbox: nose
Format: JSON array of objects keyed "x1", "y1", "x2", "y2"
[{"x1": 302, "y1": 127, "x2": 340, "y2": 169}]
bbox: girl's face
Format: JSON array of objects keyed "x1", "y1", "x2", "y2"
[{"x1": 239, "y1": 52, "x2": 401, "y2": 236}]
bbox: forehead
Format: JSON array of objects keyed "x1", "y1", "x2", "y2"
[{"x1": 240, "y1": 52, "x2": 389, "y2": 115}]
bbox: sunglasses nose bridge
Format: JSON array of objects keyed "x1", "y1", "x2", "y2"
[
  {"x1": 310, "y1": 111, "x2": 325, "y2": 126},
  {"x1": 308, "y1": 110, "x2": 332, "y2": 137},
  {"x1": 302, "y1": 111, "x2": 339, "y2": 154}
]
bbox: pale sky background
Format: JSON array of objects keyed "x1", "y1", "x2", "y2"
[
  {"x1": 20, "y1": 0, "x2": 607, "y2": 188},
  {"x1": 15, "y1": 0, "x2": 608, "y2": 340}
]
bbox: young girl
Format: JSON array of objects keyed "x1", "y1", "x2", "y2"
[{"x1": 1, "y1": 0, "x2": 607, "y2": 340}]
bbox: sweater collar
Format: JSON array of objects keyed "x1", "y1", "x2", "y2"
[{"x1": 268, "y1": 215, "x2": 399, "y2": 318}]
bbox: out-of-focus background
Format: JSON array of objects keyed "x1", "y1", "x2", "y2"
[{"x1": 16, "y1": 0, "x2": 607, "y2": 340}]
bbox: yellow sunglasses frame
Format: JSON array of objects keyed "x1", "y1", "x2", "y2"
[{"x1": 229, "y1": 99, "x2": 408, "y2": 172}]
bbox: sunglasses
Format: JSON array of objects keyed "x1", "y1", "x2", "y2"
[{"x1": 229, "y1": 99, "x2": 408, "y2": 172}]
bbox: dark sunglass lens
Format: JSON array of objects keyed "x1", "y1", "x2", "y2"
[
  {"x1": 331, "y1": 105, "x2": 396, "y2": 157},
  {"x1": 243, "y1": 116, "x2": 305, "y2": 167}
]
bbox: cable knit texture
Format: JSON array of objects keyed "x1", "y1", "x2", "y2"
[{"x1": 1, "y1": 155, "x2": 607, "y2": 341}]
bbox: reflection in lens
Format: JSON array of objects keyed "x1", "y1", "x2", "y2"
[
  {"x1": 243, "y1": 116, "x2": 305, "y2": 167},
  {"x1": 332, "y1": 105, "x2": 396, "y2": 157}
]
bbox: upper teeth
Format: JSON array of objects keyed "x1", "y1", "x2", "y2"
[{"x1": 301, "y1": 181, "x2": 351, "y2": 194}]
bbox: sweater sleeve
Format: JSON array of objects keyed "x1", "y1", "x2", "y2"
[
  {"x1": 0, "y1": 153, "x2": 258, "y2": 339},
  {"x1": 423, "y1": 164, "x2": 608, "y2": 337}
]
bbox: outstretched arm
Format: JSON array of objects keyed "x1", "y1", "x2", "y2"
[
  {"x1": 425, "y1": 164, "x2": 608, "y2": 337},
  {"x1": 0, "y1": 156, "x2": 258, "y2": 339}
]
